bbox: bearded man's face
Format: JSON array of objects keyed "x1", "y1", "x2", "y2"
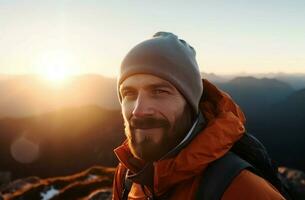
[{"x1": 120, "y1": 74, "x2": 193, "y2": 162}]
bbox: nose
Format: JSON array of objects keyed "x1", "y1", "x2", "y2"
[{"x1": 132, "y1": 92, "x2": 155, "y2": 118}]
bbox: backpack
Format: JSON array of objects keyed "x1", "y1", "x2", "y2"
[
  {"x1": 195, "y1": 133, "x2": 293, "y2": 200},
  {"x1": 121, "y1": 133, "x2": 294, "y2": 200}
]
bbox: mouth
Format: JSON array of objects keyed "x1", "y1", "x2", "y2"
[
  {"x1": 129, "y1": 117, "x2": 170, "y2": 130},
  {"x1": 134, "y1": 127, "x2": 163, "y2": 133},
  {"x1": 133, "y1": 128, "x2": 164, "y2": 143}
]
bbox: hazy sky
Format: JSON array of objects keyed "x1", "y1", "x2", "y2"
[{"x1": 1, "y1": 0, "x2": 305, "y2": 77}]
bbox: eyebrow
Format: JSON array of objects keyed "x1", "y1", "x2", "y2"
[{"x1": 144, "y1": 82, "x2": 175, "y2": 91}]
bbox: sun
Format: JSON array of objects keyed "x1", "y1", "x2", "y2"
[
  {"x1": 44, "y1": 66, "x2": 69, "y2": 82},
  {"x1": 34, "y1": 50, "x2": 79, "y2": 85}
]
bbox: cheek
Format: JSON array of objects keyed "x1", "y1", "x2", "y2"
[
  {"x1": 121, "y1": 102, "x2": 133, "y2": 121},
  {"x1": 157, "y1": 101, "x2": 185, "y2": 125}
]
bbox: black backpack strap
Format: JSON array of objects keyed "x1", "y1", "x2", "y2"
[
  {"x1": 195, "y1": 152, "x2": 253, "y2": 200},
  {"x1": 121, "y1": 169, "x2": 132, "y2": 200}
]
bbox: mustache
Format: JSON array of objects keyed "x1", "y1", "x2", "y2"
[{"x1": 129, "y1": 117, "x2": 170, "y2": 130}]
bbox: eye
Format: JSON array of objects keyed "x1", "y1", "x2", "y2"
[
  {"x1": 153, "y1": 89, "x2": 170, "y2": 95},
  {"x1": 121, "y1": 90, "x2": 137, "y2": 99}
]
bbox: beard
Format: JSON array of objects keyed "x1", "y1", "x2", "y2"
[{"x1": 124, "y1": 104, "x2": 193, "y2": 162}]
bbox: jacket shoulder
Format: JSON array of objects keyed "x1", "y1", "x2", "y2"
[{"x1": 222, "y1": 169, "x2": 285, "y2": 200}]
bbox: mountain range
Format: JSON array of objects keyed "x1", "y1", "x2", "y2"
[
  {"x1": 0, "y1": 106, "x2": 124, "y2": 180},
  {"x1": 1, "y1": 73, "x2": 305, "y2": 118},
  {"x1": 0, "y1": 73, "x2": 304, "y2": 181},
  {"x1": 0, "y1": 74, "x2": 119, "y2": 118}
]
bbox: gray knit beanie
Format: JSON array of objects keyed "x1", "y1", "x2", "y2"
[{"x1": 118, "y1": 32, "x2": 203, "y2": 114}]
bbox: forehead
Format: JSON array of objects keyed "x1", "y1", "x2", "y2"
[{"x1": 120, "y1": 74, "x2": 176, "y2": 90}]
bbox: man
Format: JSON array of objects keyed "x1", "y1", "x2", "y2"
[{"x1": 112, "y1": 32, "x2": 285, "y2": 199}]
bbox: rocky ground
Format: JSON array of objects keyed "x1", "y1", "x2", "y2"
[
  {"x1": 278, "y1": 167, "x2": 305, "y2": 199},
  {"x1": 0, "y1": 166, "x2": 115, "y2": 200},
  {"x1": 0, "y1": 166, "x2": 304, "y2": 200}
]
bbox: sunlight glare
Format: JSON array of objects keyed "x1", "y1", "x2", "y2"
[
  {"x1": 34, "y1": 50, "x2": 79, "y2": 85},
  {"x1": 44, "y1": 66, "x2": 69, "y2": 82}
]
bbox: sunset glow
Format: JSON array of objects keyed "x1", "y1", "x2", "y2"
[
  {"x1": 1, "y1": 1, "x2": 305, "y2": 76},
  {"x1": 43, "y1": 66, "x2": 70, "y2": 85},
  {"x1": 34, "y1": 50, "x2": 78, "y2": 84}
]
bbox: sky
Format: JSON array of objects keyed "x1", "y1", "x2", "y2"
[{"x1": 0, "y1": 0, "x2": 305, "y2": 78}]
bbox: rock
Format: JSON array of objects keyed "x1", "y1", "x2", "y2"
[
  {"x1": 279, "y1": 167, "x2": 305, "y2": 200},
  {"x1": 0, "y1": 166, "x2": 115, "y2": 200},
  {"x1": 0, "y1": 172, "x2": 11, "y2": 191},
  {"x1": 84, "y1": 188, "x2": 112, "y2": 200}
]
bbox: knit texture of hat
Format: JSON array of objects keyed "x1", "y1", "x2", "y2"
[{"x1": 118, "y1": 32, "x2": 203, "y2": 114}]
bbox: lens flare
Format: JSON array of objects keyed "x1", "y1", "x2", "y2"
[{"x1": 10, "y1": 136, "x2": 40, "y2": 164}]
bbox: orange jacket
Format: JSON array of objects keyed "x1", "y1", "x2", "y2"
[{"x1": 112, "y1": 79, "x2": 285, "y2": 200}]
